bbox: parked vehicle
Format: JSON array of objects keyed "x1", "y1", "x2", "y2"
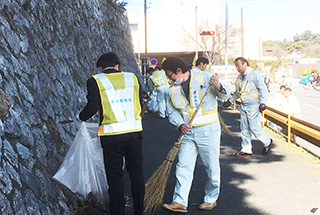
[
  {"x1": 300, "y1": 74, "x2": 314, "y2": 84},
  {"x1": 285, "y1": 76, "x2": 302, "y2": 86},
  {"x1": 301, "y1": 74, "x2": 320, "y2": 90}
]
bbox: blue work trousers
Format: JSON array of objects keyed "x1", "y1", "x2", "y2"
[
  {"x1": 239, "y1": 103, "x2": 271, "y2": 154},
  {"x1": 173, "y1": 122, "x2": 221, "y2": 207},
  {"x1": 157, "y1": 88, "x2": 167, "y2": 118}
]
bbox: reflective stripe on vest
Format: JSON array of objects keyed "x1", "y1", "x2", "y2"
[
  {"x1": 236, "y1": 69, "x2": 260, "y2": 102},
  {"x1": 150, "y1": 70, "x2": 169, "y2": 89},
  {"x1": 93, "y1": 72, "x2": 142, "y2": 136},
  {"x1": 170, "y1": 70, "x2": 218, "y2": 126}
]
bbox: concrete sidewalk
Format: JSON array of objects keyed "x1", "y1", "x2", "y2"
[
  {"x1": 219, "y1": 109, "x2": 320, "y2": 215},
  {"x1": 140, "y1": 109, "x2": 320, "y2": 215}
]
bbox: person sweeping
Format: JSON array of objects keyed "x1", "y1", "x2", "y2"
[{"x1": 155, "y1": 57, "x2": 230, "y2": 213}]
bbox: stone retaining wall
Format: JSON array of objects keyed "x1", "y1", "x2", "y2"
[{"x1": 0, "y1": 1, "x2": 140, "y2": 214}]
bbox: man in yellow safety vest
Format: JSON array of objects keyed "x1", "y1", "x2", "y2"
[
  {"x1": 224, "y1": 57, "x2": 273, "y2": 157},
  {"x1": 161, "y1": 57, "x2": 230, "y2": 213},
  {"x1": 147, "y1": 66, "x2": 170, "y2": 118},
  {"x1": 76, "y1": 52, "x2": 145, "y2": 215},
  {"x1": 193, "y1": 57, "x2": 209, "y2": 72}
]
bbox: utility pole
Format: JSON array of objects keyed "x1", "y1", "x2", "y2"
[
  {"x1": 195, "y1": 5, "x2": 198, "y2": 59},
  {"x1": 144, "y1": 0, "x2": 148, "y2": 58},
  {"x1": 241, "y1": 7, "x2": 244, "y2": 56},
  {"x1": 259, "y1": 36, "x2": 261, "y2": 70},
  {"x1": 217, "y1": 25, "x2": 221, "y2": 65},
  {"x1": 225, "y1": 0, "x2": 229, "y2": 80}
]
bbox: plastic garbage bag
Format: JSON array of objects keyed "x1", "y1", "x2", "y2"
[
  {"x1": 53, "y1": 122, "x2": 108, "y2": 202},
  {"x1": 147, "y1": 90, "x2": 158, "y2": 113}
]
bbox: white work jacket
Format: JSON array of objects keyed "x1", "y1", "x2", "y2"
[
  {"x1": 230, "y1": 67, "x2": 268, "y2": 105},
  {"x1": 168, "y1": 70, "x2": 229, "y2": 127}
]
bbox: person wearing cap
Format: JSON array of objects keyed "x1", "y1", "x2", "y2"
[
  {"x1": 76, "y1": 52, "x2": 145, "y2": 215},
  {"x1": 223, "y1": 57, "x2": 273, "y2": 157},
  {"x1": 161, "y1": 57, "x2": 229, "y2": 213}
]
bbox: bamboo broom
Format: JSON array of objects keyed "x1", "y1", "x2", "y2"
[
  {"x1": 218, "y1": 112, "x2": 232, "y2": 136},
  {"x1": 144, "y1": 86, "x2": 214, "y2": 213},
  {"x1": 140, "y1": 95, "x2": 151, "y2": 118}
]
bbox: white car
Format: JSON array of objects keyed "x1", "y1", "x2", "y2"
[{"x1": 285, "y1": 76, "x2": 302, "y2": 86}]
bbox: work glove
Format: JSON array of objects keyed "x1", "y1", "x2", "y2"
[
  {"x1": 223, "y1": 100, "x2": 232, "y2": 108},
  {"x1": 259, "y1": 103, "x2": 267, "y2": 112},
  {"x1": 74, "y1": 113, "x2": 84, "y2": 126}
]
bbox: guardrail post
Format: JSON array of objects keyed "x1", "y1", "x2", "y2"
[
  {"x1": 261, "y1": 110, "x2": 265, "y2": 127},
  {"x1": 287, "y1": 114, "x2": 292, "y2": 144},
  {"x1": 233, "y1": 101, "x2": 236, "y2": 111},
  {"x1": 264, "y1": 106, "x2": 320, "y2": 148}
]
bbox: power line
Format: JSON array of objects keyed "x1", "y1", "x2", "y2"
[{"x1": 218, "y1": 0, "x2": 293, "y2": 7}]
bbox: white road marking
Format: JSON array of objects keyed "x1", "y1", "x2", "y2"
[{"x1": 304, "y1": 104, "x2": 320, "y2": 111}]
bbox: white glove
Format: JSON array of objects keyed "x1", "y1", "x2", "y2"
[{"x1": 74, "y1": 113, "x2": 83, "y2": 125}]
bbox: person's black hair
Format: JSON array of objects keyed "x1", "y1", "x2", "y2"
[
  {"x1": 196, "y1": 57, "x2": 209, "y2": 66},
  {"x1": 147, "y1": 67, "x2": 155, "y2": 74},
  {"x1": 284, "y1": 87, "x2": 292, "y2": 91},
  {"x1": 96, "y1": 52, "x2": 120, "y2": 69},
  {"x1": 155, "y1": 66, "x2": 161, "y2": 70},
  {"x1": 162, "y1": 57, "x2": 189, "y2": 74},
  {"x1": 235, "y1": 57, "x2": 249, "y2": 67},
  {"x1": 280, "y1": 85, "x2": 286, "y2": 90}
]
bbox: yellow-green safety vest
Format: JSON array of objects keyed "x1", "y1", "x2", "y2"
[
  {"x1": 170, "y1": 70, "x2": 218, "y2": 127},
  {"x1": 150, "y1": 70, "x2": 169, "y2": 90},
  {"x1": 93, "y1": 72, "x2": 142, "y2": 136},
  {"x1": 235, "y1": 69, "x2": 260, "y2": 102}
]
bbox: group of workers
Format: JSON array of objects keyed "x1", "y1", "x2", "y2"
[{"x1": 75, "y1": 52, "x2": 273, "y2": 215}]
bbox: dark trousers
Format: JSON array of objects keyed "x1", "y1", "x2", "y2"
[{"x1": 101, "y1": 135, "x2": 144, "y2": 215}]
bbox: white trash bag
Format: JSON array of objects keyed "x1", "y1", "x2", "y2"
[{"x1": 53, "y1": 122, "x2": 108, "y2": 202}]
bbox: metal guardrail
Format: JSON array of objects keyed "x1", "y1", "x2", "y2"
[{"x1": 262, "y1": 106, "x2": 320, "y2": 147}]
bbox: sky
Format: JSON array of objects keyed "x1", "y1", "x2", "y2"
[{"x1": 125, "y1": 0, "x2": 320, "y2": 41}]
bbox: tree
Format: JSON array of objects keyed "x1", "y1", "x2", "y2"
[
  {"x1": 286, "y1": 41, "x2": 303, "y2": 53},
  {"x1": 293, "y1": 30, "x2": 320, "y2": 42},
  {"x1": 263, "y1": 40, "x2": 289, "y2": 59},
  {"x1": 111, "y1": 0, "x2": 127, "y2": 13},
  {"x1": 263, "y1": 31, "x2": 320, "y2": 67},
  {"x1": 182, "y1": 21, "x2": 241, "y2": 66},
  {"x1": 247, "y1": 59, "x2": 259, "y2": 70}
]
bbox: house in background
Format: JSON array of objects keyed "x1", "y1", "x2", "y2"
[{"x1": 127, "y1": 0, "x2": 261, "y2": 71}]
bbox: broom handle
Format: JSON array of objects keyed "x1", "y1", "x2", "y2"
[{"x1": 176, "y1": 86, "x2": 212, "y2": 145}]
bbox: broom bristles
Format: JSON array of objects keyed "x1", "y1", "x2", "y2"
[
  {"x1": 144, "y1": 115, "x2": 231, "y2": 213},
  {"x1": 144, "y1": 87, "x2": 220, "y2": 213},
  {"x1": 144, "y1": 143, "x2": 180, "y2": 213},
  {"x1": 218, "y1": 113, "x2": 232, "y2": 136}
]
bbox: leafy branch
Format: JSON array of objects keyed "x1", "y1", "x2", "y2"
[{"x1": 107, "y1": 0, "x2": 128, "y2": 13}]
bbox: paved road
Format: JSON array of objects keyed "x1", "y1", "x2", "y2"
[
  {"x1": 268, "y1": 83, "x2": 320, "y2": 126},
  {"x1": 267, "y1": 83, "x2": 320, "y2": 157},
  {"x1": 125, "y1": 109, "x2": 320, "y2": 215}
]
